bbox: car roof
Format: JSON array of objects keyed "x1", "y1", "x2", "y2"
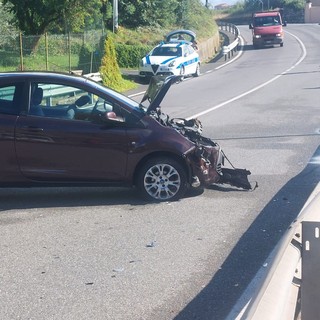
[
  {"x1": 0, "y1": 71, "x2": 89, "y2": 83},
  {"x1": 156, "y1": 42, "x2": 188, "y2": 48},
  {"x1": 0, "y1": 71, "x2": 179, "y2": 114},
  {"x1": 254, "y1": 11, "x2": 280, "y2": 17},
  {"x1": 0, "y1": 71, "x2": 106, "y2": 93},
  {"x1": 0, "y1": 71, "x2": 141, "y2": 107}
]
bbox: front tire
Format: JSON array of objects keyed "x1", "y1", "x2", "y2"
[
  {"x1": 136, "y1": 157, "x2": 188, "y2": 202},
  {"x1": 179, "y1": 65, "x2": 185, "y2": 80}
]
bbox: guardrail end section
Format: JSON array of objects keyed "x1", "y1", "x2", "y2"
[{"x1": 301, "y1": 221, "x2": 320, "y2": 319}]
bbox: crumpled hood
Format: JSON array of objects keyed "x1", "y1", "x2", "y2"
[{"x1": 140, "y1": 75, "x2": 180, "y2": 113}]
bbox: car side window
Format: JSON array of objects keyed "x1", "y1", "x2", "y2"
[
  {"x1": 29, "y1": 82, "x2": 124, "y2": 124},
  {"x1": 185, "y1": 46, "x2": 194, "y2": 56},
  {"x1": 29, "y1": 82, "x2": 92, "y2": 119},
  {"x1": 0, "y1": 83, "x2": 23, "y2": 115}
]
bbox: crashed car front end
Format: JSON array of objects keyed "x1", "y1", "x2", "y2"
[
  {"x1": 184, "y1": 144, "x2": 222, "y2": 188},
  {"x1": 142, "y1": 75, "x2": 254, "y2": 192},
  {"x1": 189, "y1": 143, "x2": 223, "y2": 187},
  {"x1": 184, "y1": 140, "x2": 252, "y2": 190},
  {"x1": 149, "y1": 112, "x2": 253, "y2": 191}
]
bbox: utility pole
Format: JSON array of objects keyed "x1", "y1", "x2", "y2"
[{"x1": 113, "y1": 0, "x2": 118, "y2": 33}]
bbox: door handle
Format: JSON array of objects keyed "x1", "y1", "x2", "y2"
[{"x1": 21, "y1": 126, "x2": 44, "y2": 132}]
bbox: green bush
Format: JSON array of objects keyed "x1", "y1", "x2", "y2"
[
  {"x1": 100, "y1": 35, "x2": 136, "y2": 92},
  {"x1": 115, "y1": 43, "x2": 153, "y2": 68},
  {"x1": 78, "y1": 44, "x2": 92, "y2": 74}
]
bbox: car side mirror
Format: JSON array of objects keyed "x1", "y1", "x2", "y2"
[
  {"x1": 105, "y1": 111, "x2": 124, "y2": 123},
  {"x1": 249, "y1": 23, "x2": 253, "y2": 29},
  {"x1": 283, "y1": 21, "x2": 287, "y2": 27}
]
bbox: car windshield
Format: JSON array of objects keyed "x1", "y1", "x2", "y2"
[
  {"x1": 254, "y1": 16, "x2": 281, "y2": 26},
  {"x1": 151, "y1": 46, "x2": 182, "y2": 57}
]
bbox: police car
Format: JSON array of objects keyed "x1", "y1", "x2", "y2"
[{"x1": 139, "y1": 30, "x2": 200, "y2": 80}]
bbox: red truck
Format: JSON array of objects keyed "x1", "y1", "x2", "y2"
[{"x1": 249, "y1": 10, "x2": 287, "y2": 49}]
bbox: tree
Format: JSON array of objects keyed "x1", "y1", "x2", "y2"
[
  {"x1": 3, "y1": 0, "x2": 101, "y2": 35},
  {"x1": 244, "y1": 0, "x2": 305, "y2": 11},
  {"x1": 117, "y1": 0, "x2": 207, "y2": 29},
  {"x1": 3, "y1": 0, "x2": 102, "y2": 52},
  {"x1": 176, "y1": 0, "x2": 213, "y2": 30},
  {"x1": 118, "y1": 0, "x2": 152, "y2": 28},
  {"x1": 0, "y1": 1, "x2": 17, "y2": 42},
  {"x1": 150, "y1": 0, "x2": 179, "y2": 27}
]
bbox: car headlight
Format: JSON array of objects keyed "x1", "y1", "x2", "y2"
[
  {"x1": 254, "y1": 35, "x2": 261, "y2": 39},
  {"x1": 168, "y1": 60, "x2": 177, "y2": 67},
  {"x1": 276, "y1": 33, "x2": 282, "y2": 37}
]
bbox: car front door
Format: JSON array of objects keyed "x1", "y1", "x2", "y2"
[{"x1": 15, "y1": 81, "x2": 129, "y2": 182}]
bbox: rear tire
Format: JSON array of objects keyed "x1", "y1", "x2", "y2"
[
  {"x1": 193, "y1": 63, "x2": 200, "y2": 77},
  {"x1": 136, "y1": 157, "x2": 188, "y2": 202}
]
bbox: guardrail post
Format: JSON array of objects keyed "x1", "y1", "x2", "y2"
[
  {"x1": 19, "y1": 32, "x2": 24, "y2": 71},
  {"x1": 301, "y1": 221, "x2": 320, "y2": 319},
  {"x1": 45, "y1": 33, "x2": 49, "y2": 71}
]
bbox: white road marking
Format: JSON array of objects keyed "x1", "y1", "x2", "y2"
[
  {"x1": 187, "y1": 31, "x2": 306, "y2": 120},
  {"x1": 128, "y1": 32, "x2": 307, "y2": 124}
]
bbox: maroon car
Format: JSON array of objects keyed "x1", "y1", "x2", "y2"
[{"x1": 0, "y1": 72, "x2": 252, "y2": 201}]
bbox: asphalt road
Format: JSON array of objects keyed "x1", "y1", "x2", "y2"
[{"x1": 1, "y1": 24, "x2": 320, "y2": 320}]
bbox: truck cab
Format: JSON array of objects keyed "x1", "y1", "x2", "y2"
[{"x1": 249, "y1": 10, "x2": 287, "y2": 49}]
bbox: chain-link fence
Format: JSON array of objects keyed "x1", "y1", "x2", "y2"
[{"x1": 0, "y1": 30, "x2": 106, "y2": 74}]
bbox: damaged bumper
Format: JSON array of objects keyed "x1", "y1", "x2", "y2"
[
  {"x1": 219, "y1": 168, "x2": 252, "y2": 190},
  {"x1": 186, "y1": 143, "x2": 253, "y2": 191},
  {"x1": 149, "y1": 107, "x2": 255, "y2": 192}
]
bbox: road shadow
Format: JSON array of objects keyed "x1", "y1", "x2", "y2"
[
  {"x1": 0, "y1": 187, "x2": 145, "y2": 210},
  {"x1": 0, "y1": 184, "x2": 205, "y2": 211},
  {"x1": 173, "y1": 145, "x2": 320, "y2": 320}
]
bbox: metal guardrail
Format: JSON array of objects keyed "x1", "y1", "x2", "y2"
[
  {"x1": 218, "y1": 22, "x2": 240, "y2": 61},
  {"x1": 83, "y1": 72, "x2": 102, "y2": 82},
  {"x1": 235, "y1": 184, "x2": 320, "y2": 320}
]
